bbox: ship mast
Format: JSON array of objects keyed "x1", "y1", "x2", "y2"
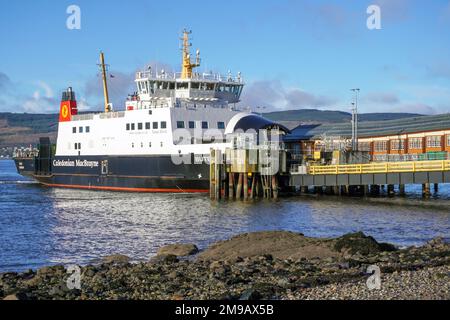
[
  {"x1": 99, "y1": 51, "x2": 111, "y2": 113},
  {"x1": 181, "y1": 29, "x2": 201, "y2": 79}
]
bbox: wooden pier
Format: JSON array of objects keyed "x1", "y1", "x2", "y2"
[{"x1": 209, "y1": 146, "x2": 287, "y2": 201}]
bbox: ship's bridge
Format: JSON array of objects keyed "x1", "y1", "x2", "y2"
[{"x1": 135, "y1": 70, "x2": 244, "y2": 104}]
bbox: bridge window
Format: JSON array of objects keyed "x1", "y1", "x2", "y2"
[
  {"x1": 131, "y1": 123, "x2": 135, "y2": 131},
  {"x1": 189, "y1": 121, "x2": 195, "y2": 129},
  {"x1": 161, "y1": 121, "x2": 167, "y2": 129},
  {"x1": 72, "y1": 127, "x2": 76, "y2": 133},
  {"x1": 145, "y1": 122, "x2": 151, "y2": 130},
  {"x1": 447, "y1": 135, "x2": 450, "y2": 147},
  {"x1": 177, "y1": 82, "x2": 189, "y2": 89},
  {"x1": 426, "y1": 136, "x2": 441, "y2": 148},
  {"x1": 138, "y1": 123, "x2": 143, "y2": 130},
  {"x1": 409, "y1": 138, "x2": 423, "y2": 150},
  {"x1": 153, "y1": 122, "x2": 158, "y2": 129},
  {"x1": 177, "y1": 121, "x2": 185, "y2": 129},
  {"x1": 202, "y1": 121, "x2": 208, "y2": 129},
  {"x1": 79, "y1": 126, "x2": 83, "y2": 133},
  {"x1": 86, "y1": 126, "x2": 90, "y2": 133},
  {"x1": 191, "y1": 82, "x2": 200, "y2": 89},
  {"x1": 217, "y1": 122, "x2": 225, "y2": 129}
]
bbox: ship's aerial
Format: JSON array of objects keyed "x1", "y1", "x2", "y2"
[{"x1": 13, "y1": 30, "x2": 288, "y2": 192}]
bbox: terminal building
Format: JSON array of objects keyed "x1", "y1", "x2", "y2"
[{"x1": 284, "y1": 113, "x2": 450, "y2": 164}]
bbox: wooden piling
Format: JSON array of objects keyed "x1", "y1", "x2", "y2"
[
  {"x1": 423, "y1": 183, "x2": 431, "y2": 197},
  {"x1": 243, "y1": 173, "x2": 249, "y2": 201},
  {"x1": 236, "y1": 173, "x2": 243, "y2": 199},
  {"x1": 387, "y1": 184, "x2": 395, "y2": 196},
  {"x1": 228, "y1": 172, "x2": 234, "y2": 199},
  {"x1": 272, "y1": 175, "x2": 278, "y2": 199}
]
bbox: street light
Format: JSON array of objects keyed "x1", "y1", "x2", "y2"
[{"x1": 350, "y1": 88, "x2": 360, "y2": 151}]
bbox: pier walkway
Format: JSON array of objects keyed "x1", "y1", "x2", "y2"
[{"x1": 290, "y1": 160, "x2": 450, "y2": 192}]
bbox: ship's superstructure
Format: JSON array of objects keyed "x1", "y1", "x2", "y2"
[{"x1": 14, "y1": 30, "x2": 288, "y2": 192}]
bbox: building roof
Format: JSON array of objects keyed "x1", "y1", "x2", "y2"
[
  {"x1": 284, "y1": 113, "x2": 450, "y2": 141},
  {"x1": 225, "y1": 113, "x2": 291, "y2": 134}
]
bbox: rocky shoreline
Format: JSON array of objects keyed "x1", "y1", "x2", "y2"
[{"x1": 1, "y1": 232, "x2": 449, "y2": 300}]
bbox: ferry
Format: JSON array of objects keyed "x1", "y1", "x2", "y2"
[{"x1": 14, "y1": 30, "x2": 288, "y2": 193}]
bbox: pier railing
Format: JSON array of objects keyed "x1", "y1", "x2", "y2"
[{"x1": 308, "y1": 159, "x2": 450, "y2": 175}]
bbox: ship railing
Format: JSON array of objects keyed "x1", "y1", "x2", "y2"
[
  {"x1": 136, "y1": 71, "x2": 243, "y2": 83},
  {"x1": 72, "y1": 114, "x2": 95, "y2": 121},
  {"x1": 99, "y1": 111, "x2": 125, "y2": 119}
]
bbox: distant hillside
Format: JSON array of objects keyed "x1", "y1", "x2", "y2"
[
  {"x1": 263, "y1": 109, "x2": 424, "y2": 123},
  {"x1": 0, "y1": 112, "x2": 59, "y2": 148},
  {"x1": 0, "y1": 109, "x2": 425, "y2": 148}
]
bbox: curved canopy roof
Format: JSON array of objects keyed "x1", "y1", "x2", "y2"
[{"x1": 225, "y1": 113, "x2": 291, "y2": 135}]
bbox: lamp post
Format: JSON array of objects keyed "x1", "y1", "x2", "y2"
[{"x1": 351, "y1": 88, "x2": 360, "y2": 151}]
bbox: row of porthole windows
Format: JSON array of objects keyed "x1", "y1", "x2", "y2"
[
  {"x1": 126, "y1": 122, "x2": 167, "y2": 131},
  {"x1": 131, "y1": 142, "x2": 163, "y2": 148},
  {"x1": 175, "y1": 121, "x2": 225, "y2": 130},
  {"x1": 73, "y1": 126, "x2": 90, "y2": 134}
]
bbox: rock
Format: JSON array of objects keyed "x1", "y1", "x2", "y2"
[
  {"x1": 37, "y1": 265, "x2": 65, "y2": 276},
  {"x1": 426, "y1": 237, "x2": 446, "y2": 248},
  {"x1": 197, "y1": 231, "x2": 339, "y2": 262},
  {"x1": 157, "y1": 243, "x2": 199, "y2": 257},
  {"x1": 3, "y1": 292, "x2": 27, "y2": 300},
  {"x1": 239, "y1": 288, "x2": 262, "y2": 300},
  {"x1": 149, "y1": 254, "x2": 179, "y2": 264},
  {"x1": 101, "y1": 254, "x2": 130, "y2": 265},
  {"x1": 334, "y1": 232, "x2": 397, "y2": 256},
  {"x1": 209, "y1": 261, "x2": 231, "y2": 277}
]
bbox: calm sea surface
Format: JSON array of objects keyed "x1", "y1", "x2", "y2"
[{"x1": 0, "y1": 159, "x2": 449, "y2": 272}]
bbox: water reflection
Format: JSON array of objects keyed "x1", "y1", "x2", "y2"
[{"x1": 0, "y1": 160, "x2": 449, "y2": 272}]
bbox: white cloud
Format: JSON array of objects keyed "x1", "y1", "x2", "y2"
[{"x1": 239, "y1": 79, "x2": 337, "y2": 111}]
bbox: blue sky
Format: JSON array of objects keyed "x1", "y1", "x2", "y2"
[{"x1": 1, "y1": 0, "x2": 450, "y2": 114}]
